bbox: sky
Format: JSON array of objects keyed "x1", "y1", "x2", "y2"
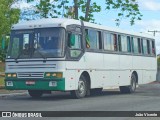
[
  {"x1": 93, "y1": 0, "x2": 160, "y2": 54},
  {"x1": 18, "y1": 0, "x2": 160, "y2": 54}
]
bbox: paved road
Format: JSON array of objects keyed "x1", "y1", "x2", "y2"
[{"x1": 0, "y1": 83, "x2": 160, "y2": 120}]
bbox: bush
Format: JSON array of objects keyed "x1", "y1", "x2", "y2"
[{"x1": 0, "y1": 49, "x2": 6, "y2": 62}]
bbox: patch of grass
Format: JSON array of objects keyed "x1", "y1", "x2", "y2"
[
  {"x1": 0, "y1": 62, "x2": 5, "y2": 72},
  {"x1": 0, "y1": 77, "x2": 4, "y2": 86}
]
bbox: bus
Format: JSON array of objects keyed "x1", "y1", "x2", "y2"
[{"x1": 5, "y1": 18, "x2": 157, "y2": 98}]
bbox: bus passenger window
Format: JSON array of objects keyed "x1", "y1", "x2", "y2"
[
  {"x1": 147, "y1": 40, "x2": 151, "y2": 54},
  {"x1": 118, "y1": 35, "x2": 122, "y2": 52},
  {"x1": 138, "y1": 38, "x2": 141, "y2": 54},
  {"x1": 132, "y1": 37, "x2": 139, "y2": 54},
  {"x1": 120, "y1": 35, "x2": 127, "y2": 52},
  {"x1": 127, "y1": 36, "x2": 131, "y2": 52},
  {"x1": 85, "y1": 29, "x2": 100, "y2": 50},
  {"x1": 142, "y1": 39, "x2": 147, "y2": 54},
  {"x1": 113, "y1": 34, "x2": 117, "y2": 51},
  {"x1": 104, "y1": 32, "x2": 117, "y2": 51},
  {"x1": 152, "y1": 41, "x2": 155, "y2": 55}
]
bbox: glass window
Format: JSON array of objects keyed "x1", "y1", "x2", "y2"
[
  {"x1": 68, "y1": 33, "x2": 82, "y2": 58},
  {"x1": 120, "y1": 35, "x2": 127, "y2": 52},
  {"x1": 138, "y1": 38, "x2": 141, "y2": 54},
  {"x1": 104, "y1": 32, "x2": 117, "y2": 51},
  {"x1": 86, "y1": 29, "x2": 100, "y2": 49},
  {"x1": 151, "y1": 41, "x2": 156, "y2": 55},
  {"x1": 8, "y1": 28, "x2": 65, "y2": 59},
  {"x1": 127, "y1": 36, "x2": 131, "y2": 52},
  {"x1": 69, "y1": 34, "x2": 81, "y2": 49},
  {"x1": 147, "y1": 40, "x2": 151, "y2": 54},
  {"x1": 132, "y1": 37, "x2": 139, "y2": 54},
  {"x1": 104, "y1": 32, "x2": 110, "y2": 50},
  {"x1": 142, "y1": 39, "x2": 148, "y2": 54}
]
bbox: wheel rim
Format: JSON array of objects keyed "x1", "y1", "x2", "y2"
[{"x1": 78, "y1": 81, "x2": 85, "y2": 95}]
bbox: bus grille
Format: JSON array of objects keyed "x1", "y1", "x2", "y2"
[{"x1": 18, "y1": 72, "x2": 44, "y2": 78}]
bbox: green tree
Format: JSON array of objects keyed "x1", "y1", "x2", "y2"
[
  {"x1": 0, "y1": 0, "x2": 20, "y2": 61},
  {"x1": 26, "y1": 0, "x2": 142, "y2": 25}
]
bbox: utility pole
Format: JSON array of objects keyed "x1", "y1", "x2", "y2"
[{"x1": 148, "y1": 30, "x2": 160, "y2": 36}]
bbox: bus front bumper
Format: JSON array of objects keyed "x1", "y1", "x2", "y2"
[{"x1": 5, "y1": 78, "x2": 65, "y2": 91}]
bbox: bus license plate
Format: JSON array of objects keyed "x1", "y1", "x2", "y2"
[{"x1": 26, "y1": 81, "x2": 35, "y2": 85}]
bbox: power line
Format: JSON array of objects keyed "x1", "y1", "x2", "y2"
[{"x1": 148, "y1": 30, "x2": 160, "y2": 36}]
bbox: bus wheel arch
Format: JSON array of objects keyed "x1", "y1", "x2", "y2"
[
  {"x1": 132, "y1": 71, "x2": 138, "y2": 84},
  {"x1": 71, "y1": 71, "x2": 91, "y2": 98},
  {"x1": 119, "y1": 71, "x2": 138, "y2": 94},
  {"x1": 81, "y1": 71, "x2": 91, "y2": 96}
]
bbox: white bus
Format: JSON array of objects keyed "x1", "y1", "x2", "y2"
[{"x1": 5, "y1": 18, "x2": 157, "y2": 98}]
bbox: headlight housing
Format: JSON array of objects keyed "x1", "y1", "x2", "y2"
[
  {"x1": 5, "y1": 73, "x2": 17, "y2": 78},
  {"x1": 44, "y1": 72, "x2": 63, "y2": 78}
]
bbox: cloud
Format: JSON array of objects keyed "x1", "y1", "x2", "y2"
[{"x1": 138, "y1": 0, "x2": 160, "y2": 11}]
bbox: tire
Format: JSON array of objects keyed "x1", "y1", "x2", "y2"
[
  {"x1": 119, "y1": 74, "x2": 137, "y2": 94},
  {"x1": 28, "y1": 90, "x2": 43, "y2": 98},
  {"x1": 71, "y1": 75, "x2": 87, "y2": 99},
  {"x1": 90, "y1": 88, "x2": 103, "y2": 95}
]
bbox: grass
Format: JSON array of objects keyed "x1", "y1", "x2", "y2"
[
  {"x1": 0, "y1": 62, "x2": 5, "y2": 72},
  {"x1": 0, "y1": 77, "x2": 4, "y2": 86}
]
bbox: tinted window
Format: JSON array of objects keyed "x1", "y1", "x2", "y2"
[
  {"x1": 85, "y1": 29, "x2": 100, "y2": 49},
  {"x1": 104, "y1": 32, "x2": 117, "y2": 51},
  {"x1": 142, "y1": 39, "x2": 148, "y2": 54},
  {"x1": 132, "y1": 37, "x2": 139, "y2": 54},
  {"x1": 147, "y1": 40, "x2": 151, "y2": 54},
  {"x1": 151, "y1": 41, "x2": 156, "y2": 55}
]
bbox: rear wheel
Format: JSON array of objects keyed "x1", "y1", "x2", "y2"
[
  {"x1": 71, "y1": 75, "x2": 87, "y2": 99},
  {"x1": 120, "y1": 74, "x2": 137, "y2": 93},
  {"x1": 28, "y1": 90, "x2": 43, "y2": 98}
]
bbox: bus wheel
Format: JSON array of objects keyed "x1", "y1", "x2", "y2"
[
  {"x1": 71, "y1": 76, "x2": 87, "y2": 99},
  {"x1": 120, "y1": 74, "x2": 137, "y2": 94},
  {"x1": 28, "y1": 90, "x2": 43, "y2": 98}
]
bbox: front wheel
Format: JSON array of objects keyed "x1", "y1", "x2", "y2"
[
  {"x1": 119, "y1": 74, "x2": 137, "y2": 93},
  {"x1": 71, "y1": 76, "x2": 87, "y2": 99},
  {"x1": 28, "y1": 90, "x2": 43, "y2": 98}
]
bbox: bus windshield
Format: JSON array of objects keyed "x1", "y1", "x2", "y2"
[{"x1": 7, "y1": 28, "x2": 65, "y2": 59}]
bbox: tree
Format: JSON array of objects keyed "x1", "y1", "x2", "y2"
[
  {"x1": 0, "y1": 0, "x2": 20, "y2": 61},
  {"x1": 25, "y1": 0, "x2": 142, "y2": 25}
]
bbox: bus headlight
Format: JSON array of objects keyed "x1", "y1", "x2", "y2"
[
  {"x1": 6, "y1": 73, "x2": 17, "y2": 78},
  {"x1": 45, "y1": 72, "x2": 63, "y2": 78}
]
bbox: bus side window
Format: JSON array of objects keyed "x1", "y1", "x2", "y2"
[
  {"x1": 113, "y1": 34, "x2": 117, "y2": 51},
  {"x1": 127, "y1": 36, "x2": 131, "y2": 53},
  {"x1": 132, "y1": 37, "x2": 139, "y2": 54},
  {"x1": 143, "y1": 39, "x2": 147, "y2": 55},
  {"x1": 152, "y1": 41, "x2": 155, "y2": 55},
  {"x1": 141, "y1": 39, "x2": 144, "y2": 54},
  {"x1": 118, "y1": 35, "x2": 122, "y2": 52},
  {"x1": 85, "y1": 29, "x2": 100, "y2": 50},
  {"x1": 138, "y1": 38, "x2": 141, "y2": 54},
  {"x1": 147, "y1": 40, "x2": 151, "y2": 54}
]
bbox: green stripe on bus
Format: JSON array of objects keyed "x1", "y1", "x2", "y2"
[{"x1": 5, "y1": 78, "x2": 65, "y2": 91}]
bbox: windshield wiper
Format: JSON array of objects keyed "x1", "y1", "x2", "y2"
[
  {"x1": 15, "y1": 51, "x2": 23, "y2": 63},
  {"x1": 34, "y1": 49, "x2": 47, "y2": 62}
]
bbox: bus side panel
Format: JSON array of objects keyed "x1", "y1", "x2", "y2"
[
  {"x1": 85, "y1": 52, "x2": 103, "y2": 88},
  {"x1": 119, "y1": 55, "x2": 132, "y2": 86},
  {"x1": 65, "y1": 57, "x2": 86, "y2": 90},
  {"x1": 103, "y1": 54, "x2": 119, "y2": 87}
]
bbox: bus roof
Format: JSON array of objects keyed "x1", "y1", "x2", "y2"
[{"x1": 12, "y1": 18, "x2": 154, "y2": 39}]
